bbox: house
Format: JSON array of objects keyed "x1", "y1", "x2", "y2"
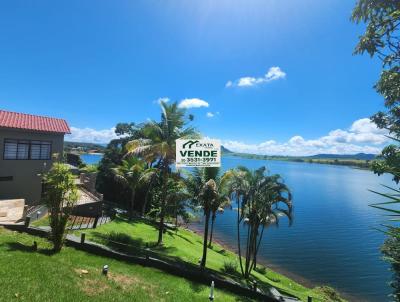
[{"x1": 0, "y1": 110, "x2": 70, "y2": 205}]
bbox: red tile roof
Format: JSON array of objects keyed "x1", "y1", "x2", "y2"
[{"x1": 0, "y1": 110, "x2": 71, "y2": 134}]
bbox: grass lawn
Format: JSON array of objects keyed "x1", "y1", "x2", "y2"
[
  {"x1": 71, "y1": 217, "x2": 345, "y2": 302},
  {"x1": 0, "y1": 227, "x2": 252, "y2": 302}
]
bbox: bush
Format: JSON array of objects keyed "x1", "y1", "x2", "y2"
[
  {"x1": 222, "y1": 260, "x2": 238, "y2": 275},
  {"x1": 254, "y1": 266, "x2": 267, "y2": 275},
  {"x1": 42, "y1": 163, "x2": 78, "y2": 252},
  {"x1": 316, "y1": 286, "x2": 342, "y2": 302}
]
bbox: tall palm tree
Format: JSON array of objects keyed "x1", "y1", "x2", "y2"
[
  {"x1": 186, "y1": 167, "x2": 222, "y2": 268},
  {"x1": 222, "y1": 166, "x2": 292, "y2": 278},
  {"x1": 243, "y1": 173, "x2": 292, "y2": 276},
  {"x1": 220, "y1": 167, "x2": 250, "y2": 276},
  {"x1": 112, "y1": 157, "x2": 146, "y2": 218},
  {"x1": 125, "y1": 101, "x2": 198, "y2": 244},
  {"x1": 208, "y1": 191, "x2": 230, "y2": 248}
]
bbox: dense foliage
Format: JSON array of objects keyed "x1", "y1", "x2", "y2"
[
  {"x1": 352, "y1": 1, "x2": 400, "y2": 300},
  {"x1": 94, "y1": 101, "x2": 294, "y2": 276}
]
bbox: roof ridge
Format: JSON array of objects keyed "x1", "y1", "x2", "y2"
[
  {"x1": 0, "y1": 109, "x2": 67, "y2": 122},
  {"x1": 0, "y1": 110, "x2": 71, "y2": 134}
]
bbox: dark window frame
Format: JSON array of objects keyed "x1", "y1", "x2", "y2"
[{"x1": 3, "y1": 138, "x2": 52, "y2": 160}]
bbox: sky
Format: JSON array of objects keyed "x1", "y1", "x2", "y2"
[{"x1": 0, "y1": 0, "x2": 389, "y2": 155}]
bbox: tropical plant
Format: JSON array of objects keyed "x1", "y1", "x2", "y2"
[
  {"x1": 42, "y1": 163, "x2": 78, "y2": 252},
  {"x1": 352, "y1": 2, "x2": 400, "y2": 299},
  {"x1": 112, "y1": 157, "x2": 146, "y2": 218},
  {"x1": 125, "y1": 101, "x2": 198, "y2": 244},
  {"x1": 185, "y1": 167, "x2": 221, "y2": 268},
  {"x1": 222, "y1": 166, "x2": 292, "y2": 278},
  {"x1": 208, "y1": 188, "x2": 230, "y2": 248}
]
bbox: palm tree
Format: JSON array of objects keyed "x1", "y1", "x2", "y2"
[
  {"x1": 244, "y1": 173, "x2": 292, "y2": 276},
  {"x1": 208, "y1": 190, "x2": 230, "y2": 248},
  {"x1": 220, "y1": 166, "x2": 250, "y2": 276},
  {"x1": 112, "y1": 157, "x2": 146, "y2": 218},
  {"x1": 125, "y1": 101, "x2": 197, "y2": 244},
  {"x1": 222, "y1": 166, "x2": 292, "y2": 278},
  {"x1": 186, "y1": 167, "x2": 222, "y2": 268}
]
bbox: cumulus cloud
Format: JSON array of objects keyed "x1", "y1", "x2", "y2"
[
  {"x1": 178, "y1": 98, "x2": 209, "y2": 109},
  {"x1": 66, "y1": 127, "x2": 118, "y2": 144},
  {"x1": 226, "y1": 67, "x2": 286, "y2": 88},
  {"x1": 222, "y1": 118, "x2": 389, "y2": 156}
]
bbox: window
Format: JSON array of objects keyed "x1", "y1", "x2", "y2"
[{"x1": 3, "y1": 139, "x2": 52, "y2": 160}]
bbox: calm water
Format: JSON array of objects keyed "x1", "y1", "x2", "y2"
[
  {"x1": 83, "y1": 152, "x2": 393, "y2": 301},
  {"x1": 80, "y1": 153, "x2": 103, "y2": 165},
  {"x1": 190, "y1": 156, "x2": 393, "y2": 302}
]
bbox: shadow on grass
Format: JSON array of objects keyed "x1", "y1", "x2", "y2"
[
  {"x1": 5, "y1": 242, "x2": 56, "y2": 256},
  {"x1": 165, "y1": 230, "x2": 195, "y2": 245},
  {"x1": 189, "y1": 281, "x2": 203, "y2": 293},
  {"x1": 90, "y1": 231, "x2": 181, "y2": 262},
  {"x1": 235, "y1": 297, "x2": 255, "y2": 302}
]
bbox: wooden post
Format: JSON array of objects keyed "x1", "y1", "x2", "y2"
[
  {"x1": 24, "y1": 216, "x2": 31, "y2": 228},
  {"x1": 145, "y1": 243, "x2": 149, "y2": 260},
  {"x1": 93, "y1": 216, "x2": 99, "y2": 229},
  {"x1": 32, "y1": 241, "x2": 37, "y2": 251},
  {"x1": 81, "y1": 233, "x2": 86, "y2": 244},
  {"x1": 78, "y1": 216, "x2": 84, "y2": 229},
  {"x1": 308, "y1": 296, "x2": 313, "y2": 302}
]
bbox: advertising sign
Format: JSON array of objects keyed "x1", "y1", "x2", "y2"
[{"x1": 176, "y1": 139, "x2": 221, "y2": 168}]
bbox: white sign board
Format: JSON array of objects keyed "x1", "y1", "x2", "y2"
[{"x1": 176, "y1": 139, "x2": 221, "y2": 168}]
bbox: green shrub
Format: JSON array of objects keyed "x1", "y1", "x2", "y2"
[
  {"x1": 254, "y1": 266, "x2": 267, "y2": 275},
  {"x1": 222, "y1": 260, "x2": 238, "y2": 275}
]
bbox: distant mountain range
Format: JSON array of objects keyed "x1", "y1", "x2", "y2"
[
  {"x1": 221, "y1": 145, "x2": 376, "y2": 161},
  {"x1": 307, "y1": 153, "x2": 376, "y2": 160}
]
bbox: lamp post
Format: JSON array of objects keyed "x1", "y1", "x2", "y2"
[
  {"x1": 209, "y1": 281, "x2": 214, "y2": 301},
  {"x1": 102, "y1": 265, "x2": 108, "y2": 276}
]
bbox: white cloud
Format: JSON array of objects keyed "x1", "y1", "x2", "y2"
[
  {"x1": 66, "y1": 127, "x2": 118, "y2": 144},
  {"x1": 222, "y1": 118, "x2": 389, "y2": 156},
  {"x1": 225, "y1": 81, "x2": 233, "y2": 88},
  {"x1": 178, "y1": 98, "x2": 209, "y2": 109},
  {"x1": 226, "y1": 67, "x2": 286, "y2": 88},
  {"x1": 206, "y1": 111, "x2": 220, "y2": 118}
]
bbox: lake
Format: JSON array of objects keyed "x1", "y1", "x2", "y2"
[
  {"x1": 191, "y1": 156, "x2": 393, "y2": 302},
  {"x1": 80, "y1": 153, "x2": 103, "y2": 165},
  {"x1": 82, "y1": 153, "x2": 393, "y2": 301}
]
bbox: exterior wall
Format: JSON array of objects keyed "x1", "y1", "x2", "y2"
[{"x1": 0, "y1": 128, "x2": 64, "y2": 205}]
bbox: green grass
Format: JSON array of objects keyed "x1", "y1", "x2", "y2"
[
  {"x1": 73, "y1": 217, "x2": 346, "y2": 302},
  {"x1": 0, "y1": 227, "x2": 251, "y2": 302}
]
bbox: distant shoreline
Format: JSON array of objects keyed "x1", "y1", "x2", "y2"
[{"x1": 223, "y1": 153, "x2": 373, "y2": 170}]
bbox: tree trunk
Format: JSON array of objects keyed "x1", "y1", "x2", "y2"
[
  {"x1": 175, "y1": 201, "x2": 178, "y2": 231},
  {"x1": 253, "y1": 224, "x2": 265, "y2": 271},
  {"x1": 141, "y1": 177, "x2": 154, "y2": 216},
  {"x1": 157, "y1": 167, "x2": 168, "y2": 245},
  {"x1": 129, "y1": 189, "x2": 136, "y2": 219},
  {"x1": 236, "y1": 196, "x2": 245, "y2": 276},
  {"x1": 201, "y1": 211, "x2": 211, "y2": 268},
  {"x1": 244, "y1": 221, "x2": 253, "y2": 278},
  {"x1": 158, "y1": 208, "x2": 165, "y2": 245},
  {"x1": 208, "y1": 212, "x2": 216, "y2": 247}
]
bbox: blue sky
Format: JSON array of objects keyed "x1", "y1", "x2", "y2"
[{"x1": 0, "y1": 0, "x2": 388, "y2": 155}]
